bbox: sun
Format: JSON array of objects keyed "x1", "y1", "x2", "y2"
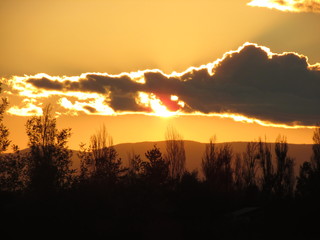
[{"x1": 149, "y1": 99, "x2": 177, "y2": 118}]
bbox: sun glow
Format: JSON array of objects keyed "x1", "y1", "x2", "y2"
[
  {"x1": 247, "y1": 0, "x2": 320, "y2": 12},
  {"x1": 248, "y1": 0, "x2": 297, "y2": 11},
  {"x1": 136, "y1": 92, "x2": 177, "y2": 118}
]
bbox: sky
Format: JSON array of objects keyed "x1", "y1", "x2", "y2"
[{"x1": 1, "y1": 0, "x2": 320, "y2": 149}]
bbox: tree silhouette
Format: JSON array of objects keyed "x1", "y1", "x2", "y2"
[
  {"x1": 0, "y1": 93, "x2": 9, "y2": 153},
  {"x1": 274, "y1": 135, "x2": 295, "y2": 197},
  {"x1": 144, "y1": 145, "x2": 169, "y2": 185},
  {"x1": 126, "y1": 151, "x2": 146, "y2": 185},
  {"x1": 79, "y1": 125, "x2": 125, "y2": 185},
  {"x1": 296, "y1": 161, "x2": 314, "y2": 198},
  {"x1": 25, "y1": 105, "x2": 75, "y2": 193},
  {"x1": 242, "y1": 142, "x2": 259, "y2": 189},
  {"x1": 202, "y1": 137, "x2": 217, "y2": 184},
  {"x1": 128, "y1": 151, "x2": 145, "y2": 177},
  {"x1": 311, "y1": 124, "x2": 320, "y2": 171},
  {"x1": 0, "y1": 145, "x2": 27, "y2": 192},
  {"x1": 0, "y1": 90, "x2": 9, "y2": 188},
  {"x1": 233, "y1": 153, "x2": 244, "y2": 191},
  {"x1": 217, "y1": 144, "x2": 233, "y2": 192},
  {"x1": 0, "y1": 91, "x2": 22, "y2": 192},
  {"x1": 164, "y1": 126, "x2": 186, "y2": 180},
  {"x1": 202, "y1": 138, "x2": 233, "y2": 192},
  {"x1": 296, "y1": 126, "x2": 320, "y2": 198},
  {"x1": 258, "y1": 138, "x2": 275, "y2": 196}
]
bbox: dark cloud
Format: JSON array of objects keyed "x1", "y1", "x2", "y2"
[
  {"x1": 27, "y1": 77, "x2": 63, "y2": 90},
  {"x1": 27, "y1": 75, "x2": 142, "y2": 94},
  {"x1": 109, "y1": 93, "x2": 151, "y2": 112},
  {"x1": 25, "y1": 44, "x2": 320, "y2": 126},
  {"x1": 83, "y1": 75, "x2": 141, "y2": 94},
  {"x1": 83, "y1": 106, "x2": 97, "y2": 113},
  {"x1": 208, "y1": 46, "x2": 319, "y2": 124}
]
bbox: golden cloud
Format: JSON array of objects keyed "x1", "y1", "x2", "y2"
[
  {"x1": 247, "y1": 0, "x2": 320, "y2": 13},
  {"x1": 3, "y1": 43, "x2": 320, "y2": 128}
]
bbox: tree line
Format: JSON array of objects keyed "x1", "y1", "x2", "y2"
[
  {"x1": 1, "y1": 100, "x2": 320, "y2": 202},
  {"x1": 2, "y1": 86, "x2": 320, "y2": 238}
]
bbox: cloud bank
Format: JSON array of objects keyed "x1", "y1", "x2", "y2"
[
  {"x1": 247, "y1": 0, "x2": 320, "y2": 13},
  {"x1": 4, "y1": 43, "x2": 320, "y2": 127}
]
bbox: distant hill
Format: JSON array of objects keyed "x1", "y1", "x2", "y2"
[{"x1": 70, "y1": 141, "x2": 313, "y2": 176}]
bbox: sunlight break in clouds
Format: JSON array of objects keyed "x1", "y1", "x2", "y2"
[
  {"x1": 3, "y1": 43, "x2": 320, "y2": 128},
  {"x1": 247, "y1": 0, "x2": 320, "y2": 12}
]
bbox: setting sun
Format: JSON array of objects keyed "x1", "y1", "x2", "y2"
[{"x1": 1, "y1": 0, "x2": 320, "y2": 238}]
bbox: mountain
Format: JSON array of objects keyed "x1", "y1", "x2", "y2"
[{"x1": 71, "y1": 141, "x2": 313, "y2": 176}]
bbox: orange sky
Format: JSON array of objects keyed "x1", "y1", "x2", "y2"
[
  {"x1": 1, "y1": 0, "x2": 319, "y2": 149},
  {"x1": 3, "y1": 112, "x2": 315, "y2": 150}
]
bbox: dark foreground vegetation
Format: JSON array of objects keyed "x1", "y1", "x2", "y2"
[{"x1": 1, "y1": 94, "x2": 320, "y2": 239}]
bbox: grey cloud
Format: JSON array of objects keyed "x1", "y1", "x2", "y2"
[
  {"x1": 109, "y1": 93, "x2": 150, "y2": 112},
  {"x1": 83, "y1": 106, "x2": 97, "y2": 113},
  {"x1": 28, "y1": 77, "x2": 63, "y2": 90},
  {"x1": 204, "y1": 45, "x2": 319, "y2": 124},
  {"x1": 84, "y1": 75, "x2": 141, "y2": 93},
  {"x1": 25, "y1": 44, "x2": 320, "y2": 126},
  {"x1": 28, "y1": 75, "x2": 142, "y2": 94}
]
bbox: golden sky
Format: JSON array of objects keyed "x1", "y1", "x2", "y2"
[{"x1": 1, "y1": 0, "x2": 319, "y2": 149}]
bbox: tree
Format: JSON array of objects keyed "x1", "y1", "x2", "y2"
[
  {"x1": 233, "y1": 153, "x2": 244, "y2": 190},
  {"x1": 0, "y1": 94, "x2": 9, "y2": 153},
  {"x1": 258, "y1": 138, "x2": 275, "y2": 196},
  {"x1": 0, "y1": 84, "x2": 28, "y2": 192},
  {"x1": 128, "y1": 151, "x2": 144, "y2": 177},
  {"x1": 0, "y1": 87, "x2": 20, "y2": 192},
  {"x1": 0, "y1": 145, "x2": 27, "y2": 192},
  {"x1": 216, "y1": 144, "x2": 233, "y2": 192},
  {"x1": 296, "y1": 161, "x2": 314, "y2": 198},
  {"x1": 296, "y1": 125, "x2": 320, "y2": 198},
  {"x1": 126, "y1": 151, "x2": 145, "y2": 185},
  {"x1": 242, "y1": 142, "x2": 259, "y2": 188},
  {"x1": 202, "y1": 137, "x2": 217, "y2": 183},
  {"x1": 25, "y1": 105, "x2": 75, "y2": 193},
  {"x1": 79, "y1": 125, "x2": 125, "y2": 185},
  {"x1": 144, "y1": 145, "x2": 169, "y2": 185},
  {"x1": 311, "y1": 124, "x2": 320, "y2": 171},
  {"x1": 274, "y1": 135, "x2": 295, "y2": 197},
  {"x1": 164, "y1": 126, "x2": 186, "y2": 180},
  {"x1": 202, "y1": 138, "x2": 233, "y2": 192},
  {"x1": 283, "y1": 156, "x2": 295, "y2": 196}
]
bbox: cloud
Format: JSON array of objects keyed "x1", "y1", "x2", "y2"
[
  {"x1": 4, "y1": 43, "x2": 320, "y2": 127},
  {"x1": 247, "y1": 0, "x2": 320, "y2": 13}
]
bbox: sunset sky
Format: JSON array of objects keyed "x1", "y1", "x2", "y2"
[{"x1": 1, "y1": 0, "x2": 319, "y2": 149}]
